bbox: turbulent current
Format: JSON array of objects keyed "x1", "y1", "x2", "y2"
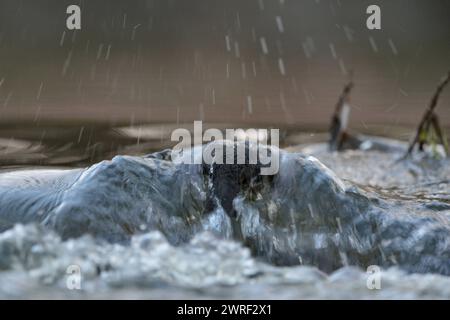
[{"x1": 0, "y1": 138, "x2": 449, "y2": 299}]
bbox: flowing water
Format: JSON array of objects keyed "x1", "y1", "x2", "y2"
[{"x1": 0, "y1": 126, "x2": 449, "y2": 299}]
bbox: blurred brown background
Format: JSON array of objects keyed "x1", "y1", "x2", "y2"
[{"x1": 0, "y1": 0, "x2": 449, "y2": 131}]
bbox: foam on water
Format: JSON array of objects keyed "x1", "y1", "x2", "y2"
[{"x1": 1, "y1": 224, "x2": 450, "y2": 299}]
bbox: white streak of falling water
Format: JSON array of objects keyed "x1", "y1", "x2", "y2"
[
  {"x1": 329, "y1": 2, "x2": 336, "y2": 16},
  {"x1": 3, "y1": 91, "x2": 13, "y2": 108},
  {"x1": 96, "y1": 44, "x2": 104, "y2": 60},
  {"x1": 369, "y1": 36, "x2": 378, "y2": 53},
  {"x1": 105, "y1": 44, "x2": 112, "y2": 61},
  {"x1": 122, "y1": 14, "x2": 127, "y2": 29},
  {"x1": 59, "y1": 31, "x2": 66, "y2": 47},
  {"x1": 280, "y1": 91, "x2": 292, "y2": 123},
  {"x1": 278, "y1": 58, "x2": 286, "y2": 76},
  {"x1": 260, "y1": 37, "x2": 268, "y2": 55},
  {"x1": 302, "y1": 37, "x2": 315, "y2": 59},
  {"x1": 36, "y1": 82, "x2": 43, "y2": 101},
  {"x1": 236, "y1": 12, "x2": 241, "y2": 31},
  {"x1": 246, "y1": 96, "x2": 253, "y2": 115},
  {"x1": 225, "y1": 35, "x2": 231, "y2": 52},
  {"x1": 34, "y1": 104, "x2": 41, "y2": 122},
  {"x1": 131, "y1": 24, "x2": 141, "y2": 41},
  {"x1": 329, "y1": 43, "x2": 337, "y2": 59},
  {"x1": 343, "y1": 26, "x2": 354, "y2": 42},
  {"x1": 275, "y1": 16, "x2": 284, "y2": 33},
  {"x1": 234, "y1": 41, "x2": 240, "y2": 58},
  {"x1": 388, "y1": 38, "x2": 398, "y2": 55},
  {"x1": 258, "y1": 0, "x2": 264, "y2": 11},
  {"x1": 303, "y1": 87, "x2": 312, "y2": 105},
  {"x1": 302, "y1": 42, "x2": 311, "y2": 59},
  {"x1": 339, "y1": 59, "x2": 347, "y2": 76},
  {"x1": 241, "y1": 62, "x2": 246, "y2": 79},
  {"x1": 61, "y1": 50, "x2": 72, "y2": 77}
]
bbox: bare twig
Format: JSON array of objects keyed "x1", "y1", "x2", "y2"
[
  {"x1": 431, "y1": 114, "x2": 449, "y2": 155},
  {"x1": 329, "y1": 78, "x2": 354, "y2": 151},
  {"x1": 405, "y1": 72, "x2": 450, "y2": 157}
]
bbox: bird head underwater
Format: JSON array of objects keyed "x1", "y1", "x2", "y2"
[{"x1": 0, "y1": 140, "x2": 449, "y2": 275}]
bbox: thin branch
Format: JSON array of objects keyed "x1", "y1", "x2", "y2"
[
  {"x1": 431, "y1": 114, "x2": 449, "y2": 155},
  {"x1": 405, "y1": 71, "x2": 450, "y2": 157},
  {"x1": 329, "y1": 79, "x2": 354, "y2": 151}
]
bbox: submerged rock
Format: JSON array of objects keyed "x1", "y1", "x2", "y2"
[{"x1": 0, "y1": 140, "x2": 449, "y2": 276}]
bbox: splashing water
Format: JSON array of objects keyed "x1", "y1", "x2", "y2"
[{"x1": 0, "y1": 139, "x2": 449, "y2": 298}]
